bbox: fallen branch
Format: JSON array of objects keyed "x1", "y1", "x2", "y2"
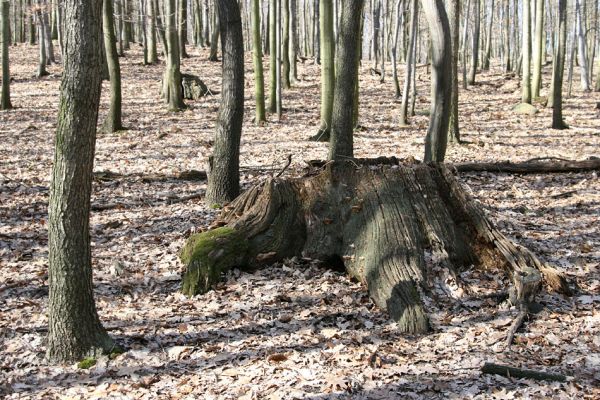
[
  {"x1": 94, "y1": 169, "x2": 207, "y2": 183},
  {"x1": 91, "y1": 191, "x2": 205, "y2": 211},
  {"x1": 453, "y1": 158, "x2": 600, "y2": 174},
  {"x1": 481, "y1": 362, "x2": 567, "y2": 382}
]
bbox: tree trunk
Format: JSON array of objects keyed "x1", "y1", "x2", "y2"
[
  {"x1": 328, "y1": 0, "x2": 364, "y2": 161},
  {"x1": 461, "y1": 0, "x2": 470, "y2": 89},
  {"x1": 468, "y1": 0, "x2": 480, "y2": 85},
  {"x1": 313, "y1": 0, "x2": 334, "y2": 141},
  {"x1": 282, "y1": 0, "x2": 291, "y2": 88},
  {"x1": 37, "y1": 8, "x2": 48, "y2": 77},
  {"x1": 47, "y1": 0, "x2": 114, "y2": 364},
  {"x1": 251, "y1": 0, "x2": 266, "y2": 124},
  {"x1": 208, "y1": 2, "x2": 220, "y2": 61},
  {"x1": 1, "y1": 0, "x2": 12, "y2": 110},
  {"x1": 391, "y1": 0, "x2": 402, "y2": 98},
  {"x1": 102, "y1": 0, "x2": 123, "y2": 133},
  {"x1": 116, "y1": 0, "x2": 125, "y2": 55},
  {"x1": 163, "y1": 0, "x2": 185, "y2": 110},
  {"x1": 504, "y1": 0, "x2": 511, "y2": 71},
  {"x1": 399, "y1": 0, "x2": 417, "y2": 126},
  {"x1": 575, "y1": 0, "x2": 591, "y2": 91},
  {"x1": 521, "y1": 0, "x2": 532, "y2": 103},
  {"x1": 551, "y1": 0, "x2": 567, "y2": 130},
  {"x1": 181, "y1": 160, "x2": 569, "y2": 334},
  {"x1": 147, "y1": 0, "x2": 158, "y2": 63},
  {"x1": 179, "y1": 0, "x2": 189, "y2": 57},
  {"x1": 205, "y1": 0, "x2": 244, "y2": 206},
  {"x1": 448, "y1": 0, "x2": 459, "y2": 143},
  {"x1": 268, "y1": 0, "x2": 277, "y2": 112},
  {"x1": 289, "y1": 0, "x2": 298, "y2": 83},
  {"x1": 531, "y1": 0, "x2": 543, "y2": 98},
  {"x1": 482, "y1": 0, "x2": 493, "y2": 70},
  {"x1": 421, "y1": 0, "x2": 451, "y2": 163},
  {"x1": 275, "y1": 0, "x2": 282, "y2": 118},
  {"x1": 42, "y1": 0, "x2": 55, "y2": 64}
]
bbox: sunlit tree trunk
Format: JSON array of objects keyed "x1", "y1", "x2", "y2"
[
  {"x1": 102, "y1": 0, "x2": 123, "y2": 132},
  {"x1": 313, "y1": 0, "x2": 334, "y2": 140},
  {"x1": 468, "y1": 0, "x2": 480, "y2": 85},
  {"x1": 448, "y1": 0, "x2": 460, "y2": 143},
  {"x1": 251, "y1": 0, "x2": 266, "y2": 124},
  {"x1": 482, "y1": 0, "x2": 493, "y2": 70},
  {"x1": 399, "y1": 0, "x2": 418, "y2": 126},
  {"x1": 575, "y1": 0, "x2": 591, "y2": 91},
  {"x1": 551, "y1": 0, "x2": 567, "y2": 129},
  {"x1": 282, "y1": 0, "x2": 291, "y2": 88},
  {"x1": 179, "y1": 0, "x2": 189, "y2": 57},
  {"x1": 521, "y1": 0, "x2": 532, "y2": 103},
  {"x1": 531, "y1": 0, "x2": 544, "y2": 98},
  {"x1": 163, "y1": 0, "x2": 185, "y2": 110}
]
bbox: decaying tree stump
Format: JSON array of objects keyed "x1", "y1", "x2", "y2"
[{"x1": 180, "y1": 160, "x2": 570, "y2": 333}]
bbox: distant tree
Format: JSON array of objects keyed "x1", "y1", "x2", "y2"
[
  {"x1": 503, "y1": 0, "x2": 511, "y2": 71},
  {"x1": 1, "y1": 0, "x2": 12, "y2": 110},
  {"x1": 421, "y1": 0, "x2": 452, "y2": 162},
  {"x1": 521, "y1": 0, "x2": 532, "y2": 104},
  {"x1": 102, "y1": 0, "x2": 123, "y2": 132},
  {"x1": 282, "y1": 0, "x2": 291, "y2": 88},
  {"x1": 251, "y1": 0, "x2": 266, "y2": 124},
  {"x1": 47, "y1": 0, "x2": 114, "y2": 364},
  {"x1": 206, "y1": 0, "x2": 244, "y2": 205},
  {"x1": 36, "y1": 4, "x2": 49, "y2": 77},
  {"x1": 575, "y1": 0, "x2": 591, "y2": 91},
  {"x1": 313, "y1": 0, "x2": 334, "y2": 141},
  {"x1": 399, "y1": 0, "x2": 418, "y2": 126},
  {"x1": 328, "y1": 0, "x2": 364, "y2": 160},
  {"x1": 289, "y1": 0, "x2": 298, "y2": 83},
  {"x1": 163, "y1": 0, "x2": 185, "y2": 110},
  {"x1": 448, "y1": 0, "x2": 460, "y2": 143},
  {"x1": 551, "y1": 0, "x2": 567, "y2": 130},
  {"x1": 208, "y1": 2, "x2": 220, "y2": 61},
  {"x1": 531, "y1": 0, "x2": 544, "y2": 98},
  {"x1": 468, "y1": 0, "x2": 480, "y2": 85},
  {"x1": 268, "y1": 0, "x2": 277, "y2": 112},
  {"x1": 179, "y1": 0, "x2": 189, "y2": 57},
  {"x1": 146, "y1": 0, "x2": 158, "y2": 64},
  {"x1": 482, "y1": 0, "x2": 493, "y2": 71}
]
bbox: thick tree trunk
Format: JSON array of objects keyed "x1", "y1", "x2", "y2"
[
  {"x1": 251, "y1": 0, "x2": 266, "y2": 124},
  {"x1": 421, "y1": 0, "x2": 451, "y2": 163},
  {"x1": 181, "y1": 161, "x2": 569, "y2": 334},
  {"x1": 47, "y1": 0, "x2": 114, "y2": 364},
  {"x1": 328, "y1": 0, "x2": 364, "y2": 161},
  {"x1": 1, "y1": 0, "x2": 12, "y2": 110},
  {"x1": 102, "y1": 0, "x2": 123, "y2": 133},
  {"x1": 205, "y1": 0, "x2": 244, "y2": 205}
]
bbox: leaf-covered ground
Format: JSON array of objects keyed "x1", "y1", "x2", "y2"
[{"x1": 1, "y1": 44, "x2": 599, "y2": 399}]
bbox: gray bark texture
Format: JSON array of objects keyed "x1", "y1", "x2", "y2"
[
  {"x1": 181, "y1": 160, "x2": 570, "y2": 334},
  {"x1": 205, "y1": 0, "x2": 244, "y2": 205},
  {"x1": 47, "y1": 0, "x2": 114, "y2": 364},
  {"x1": 1, "y1": 0, "x2": 11, "y2": 109},
  {"x1": 102, "y1": 0, "x2": 123, "y2": 133}
]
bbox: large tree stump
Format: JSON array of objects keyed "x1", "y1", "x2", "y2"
[{"x1": 180, "y1": 160, "x2": 569, "y2": 333}]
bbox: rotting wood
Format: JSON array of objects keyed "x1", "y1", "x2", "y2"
[
  {"x1": 481, "y1": 362, "x2": 568, "y2": 382},
  {"x1": 180, "y1": 160, "x2": 570, "y2": 333},
  {"x1": 453, "y1": 158, "x2": 600, "y2": 174}
]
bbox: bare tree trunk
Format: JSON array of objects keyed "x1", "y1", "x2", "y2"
[
  {"x1": 282, "y1": 0, "x2": 291, "y2": 88},
  {"x1": 468, "y1": 0, "x2": 480, "y2": 85},
  {"x1": 521, "y1": 0, "x2": 532, "y2": 103},
  {"x1": 1, "y1": 0, "x2": 11, "y2": 109},
  {"x1": 504, "y1": 0, "x2": 511, "y2": 71},
  {"x1": 313, "y1": 0, "x2": 334, "y2": 140},
  {"x1": 461, "y1": 0, "x2": 470, "y2": 88},
  {"x1": 251, "y1": 0, "x2": 266, "y2": 124},
  {"x1": 206, "y1": 0, "x2": 244, "y2": 205},
  {"x1": 179, "y1": 0, "x2": 189, "y2": 57},
  {"x1": 551, "y1": 0, "x2": 567, "y2": 129},
  {"x1": 102, "y1": 0, "x2": 123, "y2": 132},
  {"x1": 147, "y1": 0, "x2": 158, "y2": 63},
  {"x1": 482, "y1": 0, "x2": 493, "y2": 70},
  {"x1": 47, "y1": 0, "x2": 115, "y2": 364},
  {"x1": 531, "y1": 0, "x2": 544, "y2": 98},
  {"x1": 289, "y1": 0, "x2": 298, "y2": 83},
  {"x1": 328, "y1": 0, "x2": 364, "y2": 160},
  {"x1": 575, "y1": 0, "x2": 591, "y2": 91},
  {"x1": 399, "y1": 0, "x2": 417, "y2": 126},
  {"x1": 163, "y1": 0, "x2": 185, "y2": 110},
  {"x1": 448, "y1": 0, "x2": 460, "y2": 143}
]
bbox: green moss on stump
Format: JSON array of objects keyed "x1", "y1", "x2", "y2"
[
  {"x1": 77, "y1": 357, "x2": 97, "y2": 369},
  {"x1": 180, "y1": 227, "x2": 249, "y2": 296}
]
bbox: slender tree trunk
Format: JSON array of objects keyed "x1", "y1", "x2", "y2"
[
  {"x1": 203, "y1": 0, "x2": 210, "y2": 46},
  {"x1": 551, "y1": 0, "x2": 567, "y2": 129},
  {"x1": 282, "y1": 0, "x2": 291, "y2": 88},
  {"x1": 206, "y1": 0, "x2": 244, "y2": 205},
  {"x1": 179, "y1": 0, "x2": 189, "y2": 57},
  {"x1": 313, "y1": 0, "x2": 334, "y2": 140},
  {"x1": 209, "y1": 3, "x2": 220, "y2": 60},
  {"x1": 504, "y1": 0, "x2": 511, "y2": 71},
  {"x1": 531, "y1": 0, "x2": 544, "y2": 98},
  {"x1": 448, "y1": 0, "x2": 460, "y2": 143},
  {"x1": 37, "y1": 8, "x2": 49, "y2": 77},
  {"x1": 399, "y1": 0, "x2": 417, "y2": 126},
  {"x1": 461, "y1": 0, "x2": 470, "y2": 88},
  {"x1": 482, "y1": 0, "x2": 493, "y2": 70},
  {"x1": 116, "y1": 0, "x2": 125, "y2": 55},
  {"x1": 468, "y1": 0, "x2": 480, "y2": 85},
  {"x1": 275, "y1": 0, "x2": 282, "y2": 118},
  {"x1": 47, "y1": 0, "x2": 114, "y2": 364},
  {"x1": 147, "y1": 0, "x2": 158, "y2": 63},
  {"x1": 41, "y1": 0, "x2": 55, "y2": 64},
  {"x1": 102, "y1": 0, "x2": 123, "y2": 132},
  {"x1": 379, "y1": 0, "x2": 386, "y2": 83},
  {"x1": 575, "y1": 0, "x2": 591, "y2": 91},
  {"x1": 163, "y1": 0, "x2": 185, "y2": 110},
  {"x1": 269, "y1": 0, "x2": 277, "y2": 112},
  {"x1": 290, "y1": 0, "x2": 298, "y2": 83},
  {"x1": 521, "y1": 0, "x2": 532, "y2": 103},
  {"x1": 391, "y1": 0, "x2": 403, "y2": 98},
  {"x1": 421, "y1": 0, "x2": 451, "y2": 162},
  {"x1": 328, "y1": 0, "x2": 364, "y2": 161},
  {"x1": 251, "y1": 0, "x2": 266, "y2": 124},
  {"x1": 1, "y1": 0, "x2": 11, "y2": 109}
]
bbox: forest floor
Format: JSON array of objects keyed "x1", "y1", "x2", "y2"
[{"x1": 0, "y1": 43, "x2": 599, "y2": 399}]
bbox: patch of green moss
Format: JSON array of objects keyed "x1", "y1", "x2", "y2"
[
  {"x1": 77, "y1": 357, "x2": 97, "y2": 369},
  {"x1": 210, "y1": 203, "x2": 222, "y2": 209},
  {"x1": 180, "y1": 227, "x2": 249, "y2": 296},
  {"x1": 109, "y1": 345, "x2": 125, "y2": 360}
]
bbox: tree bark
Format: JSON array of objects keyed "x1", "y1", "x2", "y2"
[
  {"x1": 251, "y1": 0, "x2": 266, "y2": 124},
  {"x1": 575, "y1": 0, "x2": 591, "y2": 91},
  {"x1": 468, "y1": 0, "x2": 480, "y2": 85},
  {"x1": 179, "y1": 0, "x2": 189, "y2": 57},
  {"x1": 47, "y1": 0, "x2": 114, "y2": 364},
  {"x1": 448, "y1": 0, "x2": 460, "y2": 143},
  {"x1": 289, "y1": 0, "x2": 298, "y2": 83},
  {"x1": 282, "y1": 0, "x2": 291, "y2": 88},
  {"x1": 208, "y1": 2, "x2": 220, "y2": 61},
  {"x1": 399, "y1": 0, "x2": 418, "y2": 126},
  {"x1": 1, "y1": 0, "x2": 12, "y2": 110},
  {"x1": 163, "y1": 0, "x2": 185, "y2": 111},
  {"x1": 421, "y1": 0, "x2": 451, "y2": 162},
  {"x1": 551, "y1": 0, "x2": 567, "y2": 130},
  {"x1": 391, "y1": 0, "x2": 403, "y2": 98},
  {"x1": 268, "y1": 0, "x2": 277, "y2": 112},
  {"x1": 146, "y1": 0, "x2": 158, "y2": 63},
  {"x1": 328, "y1": 0, "x2": 364, "y2": 161},
  {"x1": 482, "y1": 0, "x2": 493, "y2": 71},
  {"x1": 181, "y1": 161, "x2": 569, "y2": 334},
  {"x1": 313, "y1": 0, "x2": 334, "y2": 141},
  {"x1": 205, "y1": 0, "x2": 244, "y2": 205},
  {"x1": 531, "y1": 0, "x2": 544, "y2": 98},
  {"x1": 521, "y1": 0, "x2": 532, "y2": 103},
  {"x1": 102, "y1": 0, "x2": 123, "y2": 133},
  {"x1": 504, "y1": 0, "x2": 511, "y2": 71}
]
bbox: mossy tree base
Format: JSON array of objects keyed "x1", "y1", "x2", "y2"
[{"x1": 180, "y1": 159, "x2": 569, "y2": 333}]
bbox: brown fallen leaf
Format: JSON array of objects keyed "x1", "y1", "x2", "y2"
[{"x1": 267, "y1": 353, "x2": 288, "y2": 363}]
